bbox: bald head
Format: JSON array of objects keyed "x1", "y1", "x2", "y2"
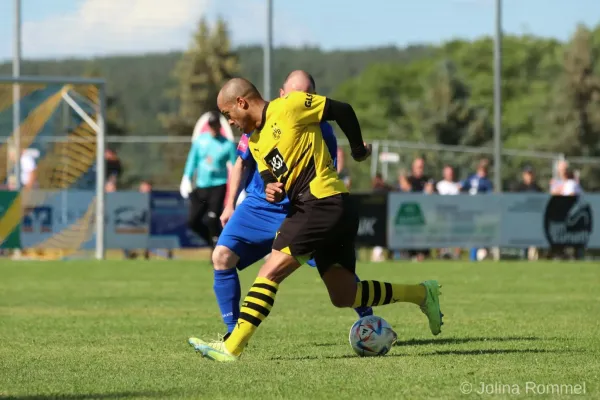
[
  {"x1": 217, "y1": 77, "x2": 267, "y2": 133},
  {"x1": 218, "y1": 77, "x2": 262, "y2": 106},
  {"x1": 280, "y1": 70, "x2": 315, "y2": 98}
]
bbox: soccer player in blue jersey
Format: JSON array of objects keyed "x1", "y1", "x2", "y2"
[{"x1": 210, "y1": 71, "x2": 373, "y2": 338}]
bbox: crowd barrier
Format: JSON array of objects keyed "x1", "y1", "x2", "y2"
[{"x1": 0, "y1": 190, "x2": 595, "y2": 251}]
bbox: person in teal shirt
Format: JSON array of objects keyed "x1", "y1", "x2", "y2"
[{"x1": 180, "y1": 111, "x2": 237, "y2": 249}]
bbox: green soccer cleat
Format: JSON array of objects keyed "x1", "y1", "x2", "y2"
[
  {"x1": 188, "y1": 337, "x2": 239, "y2": 362},
  {"x1": 420, "y1": 280, "x2": 444, "y2": 336}
]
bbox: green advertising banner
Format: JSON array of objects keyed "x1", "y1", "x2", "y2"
[{"x1": 0, "y1": 191, "x2": 21, "y2": 249}]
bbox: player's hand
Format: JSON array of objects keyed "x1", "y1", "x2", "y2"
[
  {"x1": 265, "y1": 182, "x2": 284, "y2": 203},
  {"x1": 180, "y1": 177, "x2": 192, "y2": 199},
  {"x1": 352, "y1": 143, "x2": 372, "y2": 162},
  {"x1": 220, "y1": 205, "x2": 235, "y2": 227}
]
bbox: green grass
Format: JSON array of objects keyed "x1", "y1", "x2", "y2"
[{"x1": 1, "y1": 261, "x2": 599, "y2": 399}]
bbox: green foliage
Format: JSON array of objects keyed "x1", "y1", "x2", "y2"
[
  {"x1": 160, "y1": 18, "x2": 239, "y2": 136},
  {"x1": 3, "y1": 24, "x2": 600, "y2": 189}
]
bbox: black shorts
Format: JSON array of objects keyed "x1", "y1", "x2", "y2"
[{"x1": 272, "y1": 193, "x2": 358, "y2": 276}]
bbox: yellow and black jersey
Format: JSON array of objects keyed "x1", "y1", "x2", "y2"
[{"x1": 248, "y1": 91, "x2": 348, "y2": 203}]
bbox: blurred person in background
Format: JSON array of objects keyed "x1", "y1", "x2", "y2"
[
  {"x1": 371, "y1": 173, "x2": 392, "y2": 262},
  {"x1": 436, "y1": 165, "x2": 460, "y2": 259},
  {"x1": 372, "y1": 172, "x2": 392, "y2": 193},
  {"x1": 180, "y1": 111, "x2": 237, "y2": 250},
  {"x1": 549, "y1": 166, "x2": 584, "y2": 260},
  {"x1": 7, "y1": 148, "x2": 38, "y2": 190},
  {"x1": 550, "y1": 160, "x2": 570, "y2": 195},
  {"x1": 337, "y1": 148, "x2": 352, "y2": 190},
  {"x1": 399, "y1": 157, "x2": 434, "y2": 195},
  {"x1": 513, "y1": 166, "x2": 542, "y2": 260},
  {"x1": 399, "y1": 157, "x2": 433, "y2": 261},
  {"x1": 514, "y1": 165, "x2": 542, "y2": 193},
  {"x1": 105, "y1": 148, "x2": 122, "y2": 184},
  {"x1": 460, "y1": 159, "x2": 493, "y2": 261},
  {"x1": 436, "y1": 165, "x2": 460, "y2": 195}
]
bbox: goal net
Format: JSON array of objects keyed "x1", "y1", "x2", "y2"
[{"x1": 0, "y1": 76, "x2": 106, "y2": 260}]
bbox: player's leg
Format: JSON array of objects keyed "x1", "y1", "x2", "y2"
[
  {"x1": 187, "y1": 188, "x2": 210, "y2": 244},
  {"x1": 306, "y1": 258, "x2": 373, "y2": 317},
  {"x1": 211, "y1": 200, "x2": 285, "y2": 336},
  {"x1": 222, "y1": 249, "x2": 301, "y2": 357},
  {"x1": 315, "y1": 194, "x2": 443, "y2": 335},
  {"x1": 204, "y1": 184, "x2": 228, "y2": 248},
  {"x1": 190, "y1": 206, "x2": 310, "y2": 361},
  {"x1": 190, "y1": 249, "x2": 301, "y2": 361}
]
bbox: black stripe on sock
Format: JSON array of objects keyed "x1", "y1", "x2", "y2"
[
  {"x1": 360, "y1": 281, "x2": 369, "y2": 308},
  {"x1": 372, "y1": 281, "x2": 382, "y2": 306},
  {"x1": 239, "y1": 312, "x2": 263, "y2": 327},
  {"x1": 247, "y1": 291, "x2": 275, "y2": 306},
  {"x1": 252, "y1": 282, "x2": 278, "y2": 294},
  {"x1": 243, "y1": 301, "x2": 271, "y2": 318},
  {"x1": 383, "y1": 282, "x2": 393, "y2": 305}
]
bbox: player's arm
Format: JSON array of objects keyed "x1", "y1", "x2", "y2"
[
  {"x1": 182, "y1": 140, "x2": 199, "y2": 179},
  {"x1": 180, "y1": 140, "x2": 199, "y2": 198},
  {"x1": 285, "y1": 92, "x2": 369, "y2": 160}
]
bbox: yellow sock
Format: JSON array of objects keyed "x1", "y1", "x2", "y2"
[
  {"x1": 352, "y1": 281, "x2": 425, "y2": 308},
  {"x1": 224, "y1": 277, "x2": 279, "y2": 356}
]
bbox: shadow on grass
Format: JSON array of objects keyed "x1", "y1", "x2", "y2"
[
  {"x1": 395, "y1": 336, "x2": 544, "y2": 347},
  {"x1": 270, "y1": 348, "x2": 577, "y2": 361},
  {"x1": 1, "y1": 390, "x2": 176, "y2": 400},
  {"x1": 313, "y1": 336, "x2": 545, "y2": 348}
]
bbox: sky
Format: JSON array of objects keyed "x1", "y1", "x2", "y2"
[{"x1": 0, "y1": 0, "x2": 598, "y2": 61}]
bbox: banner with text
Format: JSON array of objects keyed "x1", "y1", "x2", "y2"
[
  {"x1": 351, "y1": 193, "x2": 387, "y2": 247},
  {"x1": 387, "y1": 193, "x2": 502, "y2": 249},
  {"x1": 21, "y1": 190, "x2": 149, "y2": 249},
  {"x1": 387, "y1": 193, "x2": 600, "y2": 249}
]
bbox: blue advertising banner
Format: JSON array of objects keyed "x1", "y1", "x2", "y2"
[{"x1": 149, "y1": 191, "x2": 207, "y2": 249}]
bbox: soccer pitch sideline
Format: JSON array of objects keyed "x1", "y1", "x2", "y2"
[{"x1": 1, "y1": 261, "x2": 598, "y2": 400}]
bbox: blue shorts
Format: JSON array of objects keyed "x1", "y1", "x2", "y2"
[{"x1": 216, "y1": 195, "x2": 317, "y2": 270}]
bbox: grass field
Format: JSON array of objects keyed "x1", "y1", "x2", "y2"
[{"x1": 1, "y1": 260, "x2": 599, "y2": 399}]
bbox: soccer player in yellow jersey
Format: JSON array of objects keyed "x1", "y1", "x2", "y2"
[{"x1": 189, "y1": 77, "x2": 443, "y2": 362}]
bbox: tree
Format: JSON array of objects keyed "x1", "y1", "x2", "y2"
[
  {"x1": 538, "y1": 25, "x2": 600, "y2": 189},
  {"x1": 160, "y1": 18, "x2": 239, "y2": 137}
]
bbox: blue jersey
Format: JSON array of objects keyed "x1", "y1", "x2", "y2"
[
  {"x1": 461, "y1": 174, "x2": 493, "y2": 194},
  {"x1": 183, "y1": 133, "x2": 237, "y2": 188},
  {"x1": 236, "y1": 122, "x2": 337, "y2": 208}
]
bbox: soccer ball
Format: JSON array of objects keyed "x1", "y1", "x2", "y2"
[{"x1": 349, "y1": 315, "x2": 396, "y2": 357}]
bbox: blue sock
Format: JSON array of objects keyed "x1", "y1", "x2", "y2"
[
  {"x1": 470, "y1": 247, "x2": 478, "y2": 261},
  {"x1": 213, "y1": 268, "x2": 241, "y2": 333},
  {"x1": 354, "y1": 274, "x2": 373, "y2": 317}
]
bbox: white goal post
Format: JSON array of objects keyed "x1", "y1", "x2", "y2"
[{"x1": 0, "y1": 75, "x2": 107, "y2": 260}]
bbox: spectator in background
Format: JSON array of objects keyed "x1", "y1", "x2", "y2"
[
  {"x1": 7, "y1": 148, "x2": 38, "y2": 190},
  {"x1": 560, "y1": 169, "x2": 582, "y2": 196},
  {"x1": 436, "y1": 165, "x2": 460, "y2": 195},
  {"x1": 399, "y1": 158, "x2": 435, "y2": 194},
  {"x1": 105, "y1": 148, "x2": 122, "y2": 185},
  {"x1": 550, "y1": 160, "x2": 569, "y2": 195},
  {"x1": 372, "y1": 172, "x2": 392, "y2": 193},
  {"x1": 371, "y1": 173, "x2": 392, "y2": 262},
  {"x1": 436, "y1": 165, "x2": 460, "y2": 259},
  {"x1": 400, "y1": 157, "x2": 433, "y2": 261},
  {"x1": 461, "y1": 159, "x2": 493, "y2": 261},
  {"x1": 514, "y1": 165, "x2": 542, "y2": 193},
  {"x1": 514, "y1": 166, "x2": 542, "y2": 260},
  {"x1": 461, "y1": 159, "x2": 493, "y2": 195},
  {"x1": 337, "y1": 148, "x2": 352, "y2": 190}
]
